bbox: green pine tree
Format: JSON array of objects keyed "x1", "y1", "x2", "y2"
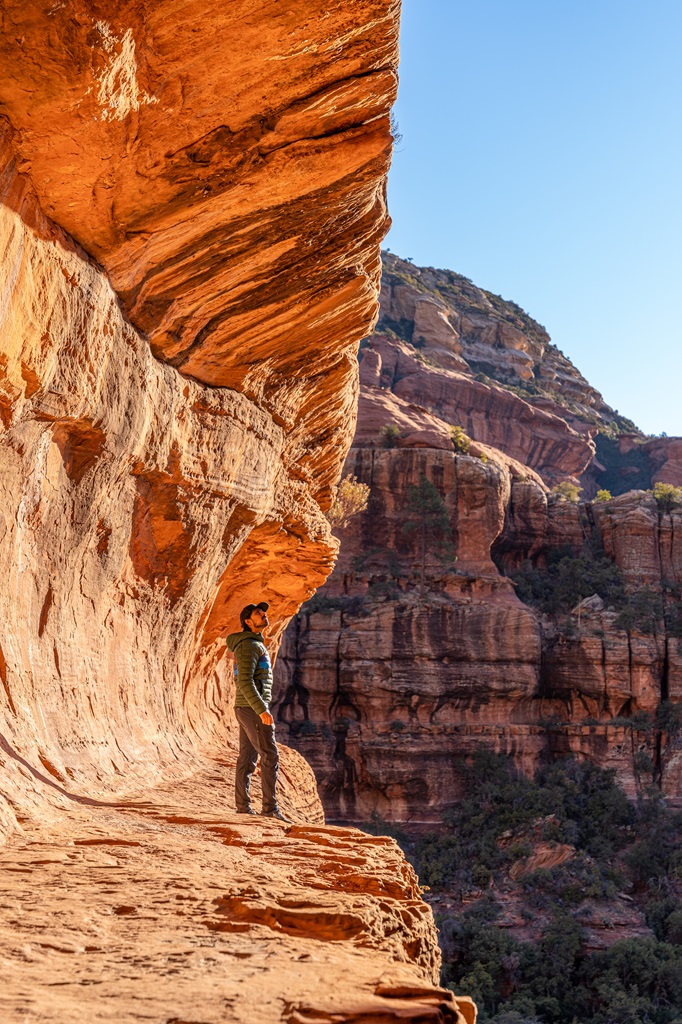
[{"x1": 401, "y1": 475, "x2": 455, "y2": 595}]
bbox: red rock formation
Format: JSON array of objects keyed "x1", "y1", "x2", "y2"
[
  {"x1": 0, "y1": 0, "x2": 399, "y2": 835},
  {"x1": 275, "y1": 459, "x2": 680, "y2": 819},
  {"x1": 277, "y1": 437, "x2": 682, "y2": 819},
  {"x1": 0, "y1": 5, "x2": 474, "y2": 1018},
  {"x1": 644, "y1": 437, "x2": 682, "y2": 487},
  {"x1": 0, "y1": 123, "x2": 337, "y2": 836},
  {"x1": 367, "y1": 254, "x2": 682, "y2": 497},
  {"x1": 275, "y1": 260, "x2": 682, "y2": 823},
  {"x1": 1, "y1": 764, "x2": 475, "y2": 1022},
  {"x1": 357, "y1": 334, "x2": 594, "y2": 484},
  {"x1": 276, "y1": 446, "x2": 542, "y2": 822}
]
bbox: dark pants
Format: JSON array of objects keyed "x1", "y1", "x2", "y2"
[{"x1": 234, "y1": 706, "x2": 279, "y2": 813}]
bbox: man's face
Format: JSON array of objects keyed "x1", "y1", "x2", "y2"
[{"x1": 247, "y1": 607, "x2": 269, "y2": 631}]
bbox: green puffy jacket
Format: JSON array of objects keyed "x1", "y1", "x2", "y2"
[{"x1": 226, "y1": 629, "x2": 273, "y2": 716}]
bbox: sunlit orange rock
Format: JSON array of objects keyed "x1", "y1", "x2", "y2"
[
  {"x1": 0, "y1": 4, "x2": 475, "y2": 1018},
  {"x1": 0, "y1": 0, "x2": 399, "y2": 834}
]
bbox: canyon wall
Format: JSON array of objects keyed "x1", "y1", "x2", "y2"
[
  {"x1": 0, "y1": 7, "x2": 478, "y2": 1021},
  {"x1": 275, "y1": 255, "x2": 682, "y2": 824},
  {"x1": 0, "y1": 0, "x2": 399, "y2": 836}
]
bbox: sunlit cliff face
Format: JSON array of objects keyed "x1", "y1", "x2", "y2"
[
  {"x1": 0, "y1": 0, "x2": 398, "y2": 837},
  {"x1": 0, "y1": 8, "x2": 483, "y2": 1020},
  {"x1": 275, "y1": 258, "x2": 682, "y2": 825}
]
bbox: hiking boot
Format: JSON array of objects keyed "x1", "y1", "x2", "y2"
[
  {"x1": 236, "y1": 807, "x2": 256, "y2": 815},
  {"x1": 261, "y1": 808, "x2": 292, "y2": 823}
]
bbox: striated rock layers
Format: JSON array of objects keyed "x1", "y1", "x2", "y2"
[
  {"x1": 0, "y1": 0, "x2": 398, "y2": 843},
  {"x1": 357, "y1": 254, "x2": 682, "y2": 495},
  {"x1": 274, "y1": 257, "x2": 682, "y2": 825},
  {"x1": 0, "y1": 5, "x2": 475, "y2": 1021},
  {"x1": 1, "y1": 765, "x2": 477, "y2": 1023}
]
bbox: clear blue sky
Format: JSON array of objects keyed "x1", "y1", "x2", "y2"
[{"x1": 385, "y1": 0, "x2": 682, "y2": 436}]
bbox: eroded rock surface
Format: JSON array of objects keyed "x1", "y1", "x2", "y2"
[
  {"x1": 0, "y1": 4, "x2": 471, "y2": 1019},
  {"x1": 0, "y1": 0, "x2": 398, "y2": 839},
  {"x1": 364, "y1": 254, "x2": 682, "y2": 496},
  {"x1": 0, "y1": 764, "x2": 474, "y2": 1023},
  {"x1": 275, "y1": 257, "x2": 682, "y2": 824}
]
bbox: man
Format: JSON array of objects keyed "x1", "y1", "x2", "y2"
[{"x1": 226, "y1": 601, "x2": 291, "y2": 822}]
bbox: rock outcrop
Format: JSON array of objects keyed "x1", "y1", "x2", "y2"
[
  {"x1": 1, "y1": 764, "x2": 477, "y2": 1023},
  {"x1": 0, "y1": 0, "x2": 398, "y2": 841},
  {"x1": 0, "y1": 5, "x2": 473, "y2": 1019},
  {"x1": 275, "y1": 256, "x2": 682, "y2": 824},
  {"x1": 355, "y1": 334, "x2": 595, "y2": 483},
  {"x1": 364, "y1": 254, "x2": 682, "y2": 496}
]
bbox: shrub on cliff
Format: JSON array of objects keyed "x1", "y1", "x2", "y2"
[
  {"x1": 655, "y1": 700, "x2": 682, "y2": 735},
  {"x1": 653, "y1": 482, "x2": 682, "y2": 511},
  {"x1": 551, "y1": 480, "x2": 582, "y2": 503},
  {"x1": 622, "y1": 795, "x2": 682, "y2": 889},
  {"x1": 594, "y1": 489, "x2": 612, "y2": 502},
  {"x1": 304, "y1": 594, "x2": 365, "y2": 616},
  {"x1": 379, "y1": 423, "x2": 401, "y2": 448},
  {"x1": 513, "y1": 550, "x2": 678, "y2": 635},
  {"x1": 613, "y1": 588, "x2": 663, "y2": 634},
  {"x1": 326, "y1": 474, "x2": 370, "y2": 529},
  {"x1": 512, "y1": 553, "x2": 627, "y2": 615},
  {"x1": 401, "y1": 476, "x2": 455, "y2": 594},
  {"x1": 450, "y1": 425, "x2": 471, "y2": 455}
]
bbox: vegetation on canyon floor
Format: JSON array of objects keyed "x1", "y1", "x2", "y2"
[{"x1": 368, "y1": 752, "x2": 682, "y2": 1024}]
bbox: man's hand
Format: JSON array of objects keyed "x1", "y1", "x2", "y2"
[{"x1": 260, "y1": 711, "x2": 274, "y2": 726}]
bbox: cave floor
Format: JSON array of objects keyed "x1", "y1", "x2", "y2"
[{"x1": 0, "y1": 762, "x2": 462, "y2": 1023}]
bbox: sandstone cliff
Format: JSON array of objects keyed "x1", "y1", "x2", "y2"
[
  {"x1": 361, "y1": 254, "x2": 682, "y2": 496},
  {"x1": 0, "y1": 0, "x2": 400, "y2": 839},
  {"x1": 275, "y1": 255, "x2": 682, "y2": 825},
  {"x1": 0, "y1": 5, "x2": 473, "y2": 1020}
]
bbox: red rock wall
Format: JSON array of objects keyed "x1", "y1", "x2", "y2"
[
  {"x1": 0, "y1": 11, "x2": 484, "y2": 1018},
  {"x1": 275, "y1": 445, "x2": 682, "y2": 822},
  {"x1": 272, "y1": 255, "x2": 682, "y2": 826},
  {"x1": 356, "y1": 335, "x2": 595, "y2": 483},
  {"x1": 0, "y1": 1, "x2": 398, "y2": 837}
]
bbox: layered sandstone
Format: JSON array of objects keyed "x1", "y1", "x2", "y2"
[
  {"x1": 0, "y1": 4, "x2": 472, "y2": 1019},
  {"x1": 274, "y1": 257, "x2": 682, "y2": 824},
  {"x1": 276, "y1": 447, "x2": 682, "y2": 821},
  {"x1": 0, "y1": 0, "x2": 397, "y2": 843},
  {"x1": 1, "y1": 765, "x2": 477, "y2": 1023},
  {"x1": 367, "y1": 254, "x2": 682, "y2": 496},
  {"x1": 355, "y1": 334, "x2": 594, "y2": 483}
]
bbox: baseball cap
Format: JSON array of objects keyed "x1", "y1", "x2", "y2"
[{"x1": 239, "y1": 601, "x2": 270, "y2": 628}]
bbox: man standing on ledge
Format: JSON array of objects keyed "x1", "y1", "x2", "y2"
[{"x1": 226, "y1": 602, "x2": 290, "y2": 822}]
